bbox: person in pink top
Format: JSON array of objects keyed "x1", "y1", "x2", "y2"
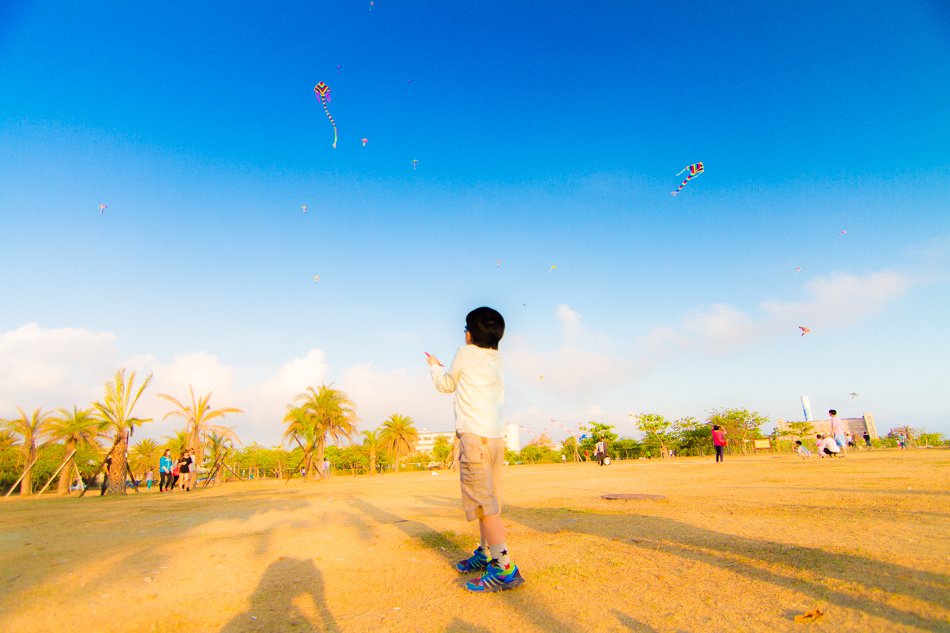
[
  {"x1": 711, "y1": 425, "x2": 727, "y2": 463},
  {"x1": 829, "y1": 409, "x2": 847, "y2": 454}
]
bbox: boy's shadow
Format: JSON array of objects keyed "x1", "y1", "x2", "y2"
[{"x1": 220, "y1": 557, "x2": 338, "y2": 632}]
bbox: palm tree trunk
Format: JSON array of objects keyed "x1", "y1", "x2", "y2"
[
  {"x1": 315, "y1": 441, "x2": 326, "y2": 480},
  {"x1": 20, "y1": 444, "x2": 38, "y2": 496},
  {"x1": 57, "y1": 440, "x2": 78, "y2": 495},
  {"x1": 106, "y1": 432, "x2": 129, "y2": 495}
]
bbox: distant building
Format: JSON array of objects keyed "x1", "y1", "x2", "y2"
[
  {"x1": 504, "y1": 423, "x2": 520, "y2": 453},
  {"x1": 415, "y1": 431, "x2": 454, "y2": 455},
  {"x1": 777, "y1": 413, "x2": 879, "y2": 440}
]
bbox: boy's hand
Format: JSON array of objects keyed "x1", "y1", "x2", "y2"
[{"x1": 425, "y1": 352, "x2": 443, "y2": 367}]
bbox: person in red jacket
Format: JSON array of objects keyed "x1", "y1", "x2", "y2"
[{"x1": 711, "y1": 425, "x2": 727, "y2": 463}]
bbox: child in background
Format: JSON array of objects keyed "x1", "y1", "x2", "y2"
[
  {"x1": 427, "y1": 307, "x2": 524, "y2": 592},
  {"x1": 795, "y1": 440, "x2": 812, "y2": 458}
]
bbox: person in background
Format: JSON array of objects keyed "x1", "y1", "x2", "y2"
[
  {"x1": 712, "y1": 425, "x2": 727, "y2": 463},
  {"x1": 170, "y1": 459, "x2": 181, "y2": 491},
  {"x1": 829, "y1": 409, "x2": 847, "y2": 455},
  {"x1": 863, "y1": 431, "x2": 872, "y2": 450},
  {"x1": 159, "y1": 449, "x2": 173, "y2": 492},
  {"x1": 178, "y1": 450, "x2": 193, "y2": 491},
  {"x1": 795, "y1": 440, "x2": 812, "y2": 458},
  {"x1": 595, "y1": 439, "x2": 606, "y2": 466},
  {"x1": 145, "y1": 469, "x2": 154, "y2": 491},
  {"x1": 323, "y1": 458, "x2": 331, "y2": 478},
  {"x1": 100, "y1": 454, "x2": 113, "y2": 496}
]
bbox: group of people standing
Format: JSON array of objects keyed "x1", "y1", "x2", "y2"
[{"x1": 154, "y1": 448, "x2": 196, "y2": 492}]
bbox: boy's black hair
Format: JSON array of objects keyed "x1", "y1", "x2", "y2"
[
  {"x1": 829, "y1": 409, "x2": 837, "y2": 416},
  {"x1": 466, "y1": 306, "x2": 505, "y2": 349},
  {"x1": 712, "y1": 424, "x2": 720, "y2": 430},
  {"x1": 795, "y1": 440, "x2": 803, "y2": 445}
]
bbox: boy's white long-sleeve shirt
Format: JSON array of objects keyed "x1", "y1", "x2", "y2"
[{"x1": 429, "y1": 344, "x2": 505, "y2": 438}]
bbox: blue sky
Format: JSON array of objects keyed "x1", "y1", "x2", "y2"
[{"x1": 1, "y1": 1, "x2": 948, "y2": 444}]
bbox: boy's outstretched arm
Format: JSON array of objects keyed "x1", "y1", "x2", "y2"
[{"x1": 428, "y1": 351, "x2": 461, "y2": 393}]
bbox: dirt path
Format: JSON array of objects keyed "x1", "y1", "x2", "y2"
[{"x1": 1, "y1": 450, "x2": 948, "y2": 632}]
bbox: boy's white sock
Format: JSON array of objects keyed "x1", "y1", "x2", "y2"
[{"x1": 489, "y1": 543, "x2": 512, "y2": 569}]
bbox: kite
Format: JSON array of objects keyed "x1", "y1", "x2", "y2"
[
  {"x1": 549, "y1": 264, "x2": 557, "y2": 273},
  {"x1": 849, "y1": 392, "x2": 859, "y2": 400},
  {"x1": 361, "y1": 138, "x2": 368, "y2": 147},
  {"x1": 411, "y1": 159, "x2": 419, "y2": 170},
  {"x1": 369, "y1": 1, "x2": 374, "y2": 10},
  {"x1": 496, "y1": 259, "x2": 501, "y2": 268},
  {"x1": 799, "y1": 326, "x2": 811, "y2": 336},
  {"x1": 313, "y1": 275, "x2": 320, "y2": 284},
  {"x1": 670, "y1": 162, "x2": 704, "y2": 196},
  {"x1": 300, "y1": 204, "x2": 308, "y2": 214},
  {"x1": 840, "y1": 230, "x2": 847, "y2": 235},
  {"x1": 98, "y1": 203, "x2": 107, "y2": 214},
  {"x1": 313, "y1": 82, "x2": 338, "y2": 149},
  {"x1": 794, "y1": 267, "x2": 802, "y2": 273}
]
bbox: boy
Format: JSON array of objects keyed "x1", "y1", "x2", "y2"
[
  {"x1": 795, "y1": 440, "x2": 812, "y2": 458},
  {"x1": 427, "y1": 307, "x2": 524, "y2": 592}
]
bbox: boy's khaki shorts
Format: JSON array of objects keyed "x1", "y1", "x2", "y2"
[{"x1": 458, "y1": 432, "x2": 504, "y2": 521}]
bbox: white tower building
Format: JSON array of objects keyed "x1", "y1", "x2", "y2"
[
  {"x1": 801, "y1": 395, "x2": 814, "y2": 422},
  {"x1": 504, "y1": 423, "x2": 520, "y2": 453}
]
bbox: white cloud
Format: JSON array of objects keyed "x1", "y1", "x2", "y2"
[
  {"x1": 0, "y1": 323, "x2": 117, "y2": 413},
  {"x1": 636, "y1": 270, "x2": 915, "y2": 366}
]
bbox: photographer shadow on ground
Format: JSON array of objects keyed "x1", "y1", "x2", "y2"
[{"x1": 220, "y1": 557, "x2": 339, "y2": 633}]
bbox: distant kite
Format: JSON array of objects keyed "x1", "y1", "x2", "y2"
[
  {"x1": 313, "y1": 275, "x2": 320, "y2": 284},
  {"x1": 849, "y1": 392, "x2": 859, "y2": 400},
  {"x1": 98, "y1": 203, "x2": 107, "y2": 214},
  {"x1": 794, "y1": 267, "x2": 802, "y2": 273},
  {"x1": 549, "y1": 264, "x2": 557, "y2": 273},
  {"x1": 369, "y1": 1, "x2": 374, "y2": 10},
  {"x1": 799, "y1": 326, "x2": 811, "y2": 336},
  {"x1": 361, "y1": 138, "x2": 368, "y2": 147},
  {"x1": 411, "y1": 159, "x2": 419, "y2": 170},
  {"x1": 670, "y1": 162, "x2": 704, "y2": 196},
  {"x1": 496, "y1": 259, "x2": 501, "y2": 268},
  {"x1": 840, "y1": 230, "x2": 847, "y2": 235},
  {"x1": 313, "y1": 82, "x2": 338, "y2": 149},
  {"x1": 300, "y1": 204, "x2": 308, "y2": 214}
]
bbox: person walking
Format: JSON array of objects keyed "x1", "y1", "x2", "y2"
[
  {"x1": 145, "y1": 469, "x2": 154, "y2": 491},
  {"x1": 863, "y1": 431, "x2": 872, "y2": 450},
  {"x1": 178, "y1": 450, "x2": 194, "y2": 491},
  {"x1": 159, "y1": 449, "x2": 173, "y2": 492},
  {"x1": 712, "y1": 425, "x2": 727, "y2": 463},
  {"x1": 595, "y1": 440, "x2": 607, "y2": 466}
]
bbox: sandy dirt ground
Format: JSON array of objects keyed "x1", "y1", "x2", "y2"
[{"x1": 0, "y1": 449, "x2": 947, "y2": 632}]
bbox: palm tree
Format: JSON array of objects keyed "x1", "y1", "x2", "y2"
[
  {"x1": 47, "y1": 406, "x2": 108, "y2": 495},
  {"x1": 378, "y1": 414, "x2": 419, "y2": 473},
  {"x1": 93, "y1": 369, "x2": 154, "y2": 495},
  {"x1": 163, "y1": 430, "x2": 190, "y2": 456},
  {"x1": 283, "y1": 385, "x2": 358, "y2": 480},
  {"x1": 3, "y1": 407, "x2": 55, "y2": 495},
  {"x1": 156, "y1": 387, "x2": 243, "y2": 461},
  {"x1": 0, "y1": 429, "x2": 19, "y2": 451},
  {"x1": 362, "y1": 429, "x2": 381, "y2": 475},
  {"x1": 129, "y1": 438, "x2": 162, "y2": 479},
  {"x1": 205, "y1": 429, "x2": 241, "y2": 483}
]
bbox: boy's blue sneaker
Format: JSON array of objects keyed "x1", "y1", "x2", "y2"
[
  {"x1": 455, "y1": 547, "x2": 489, "y2": 573},
  {"x1": 465, "y1": 562, "x2": 525, "y2": 592}
]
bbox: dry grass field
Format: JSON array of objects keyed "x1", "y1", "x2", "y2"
[{"x1": 0, "y1": 449, "x2": 947, "y2": 632}]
